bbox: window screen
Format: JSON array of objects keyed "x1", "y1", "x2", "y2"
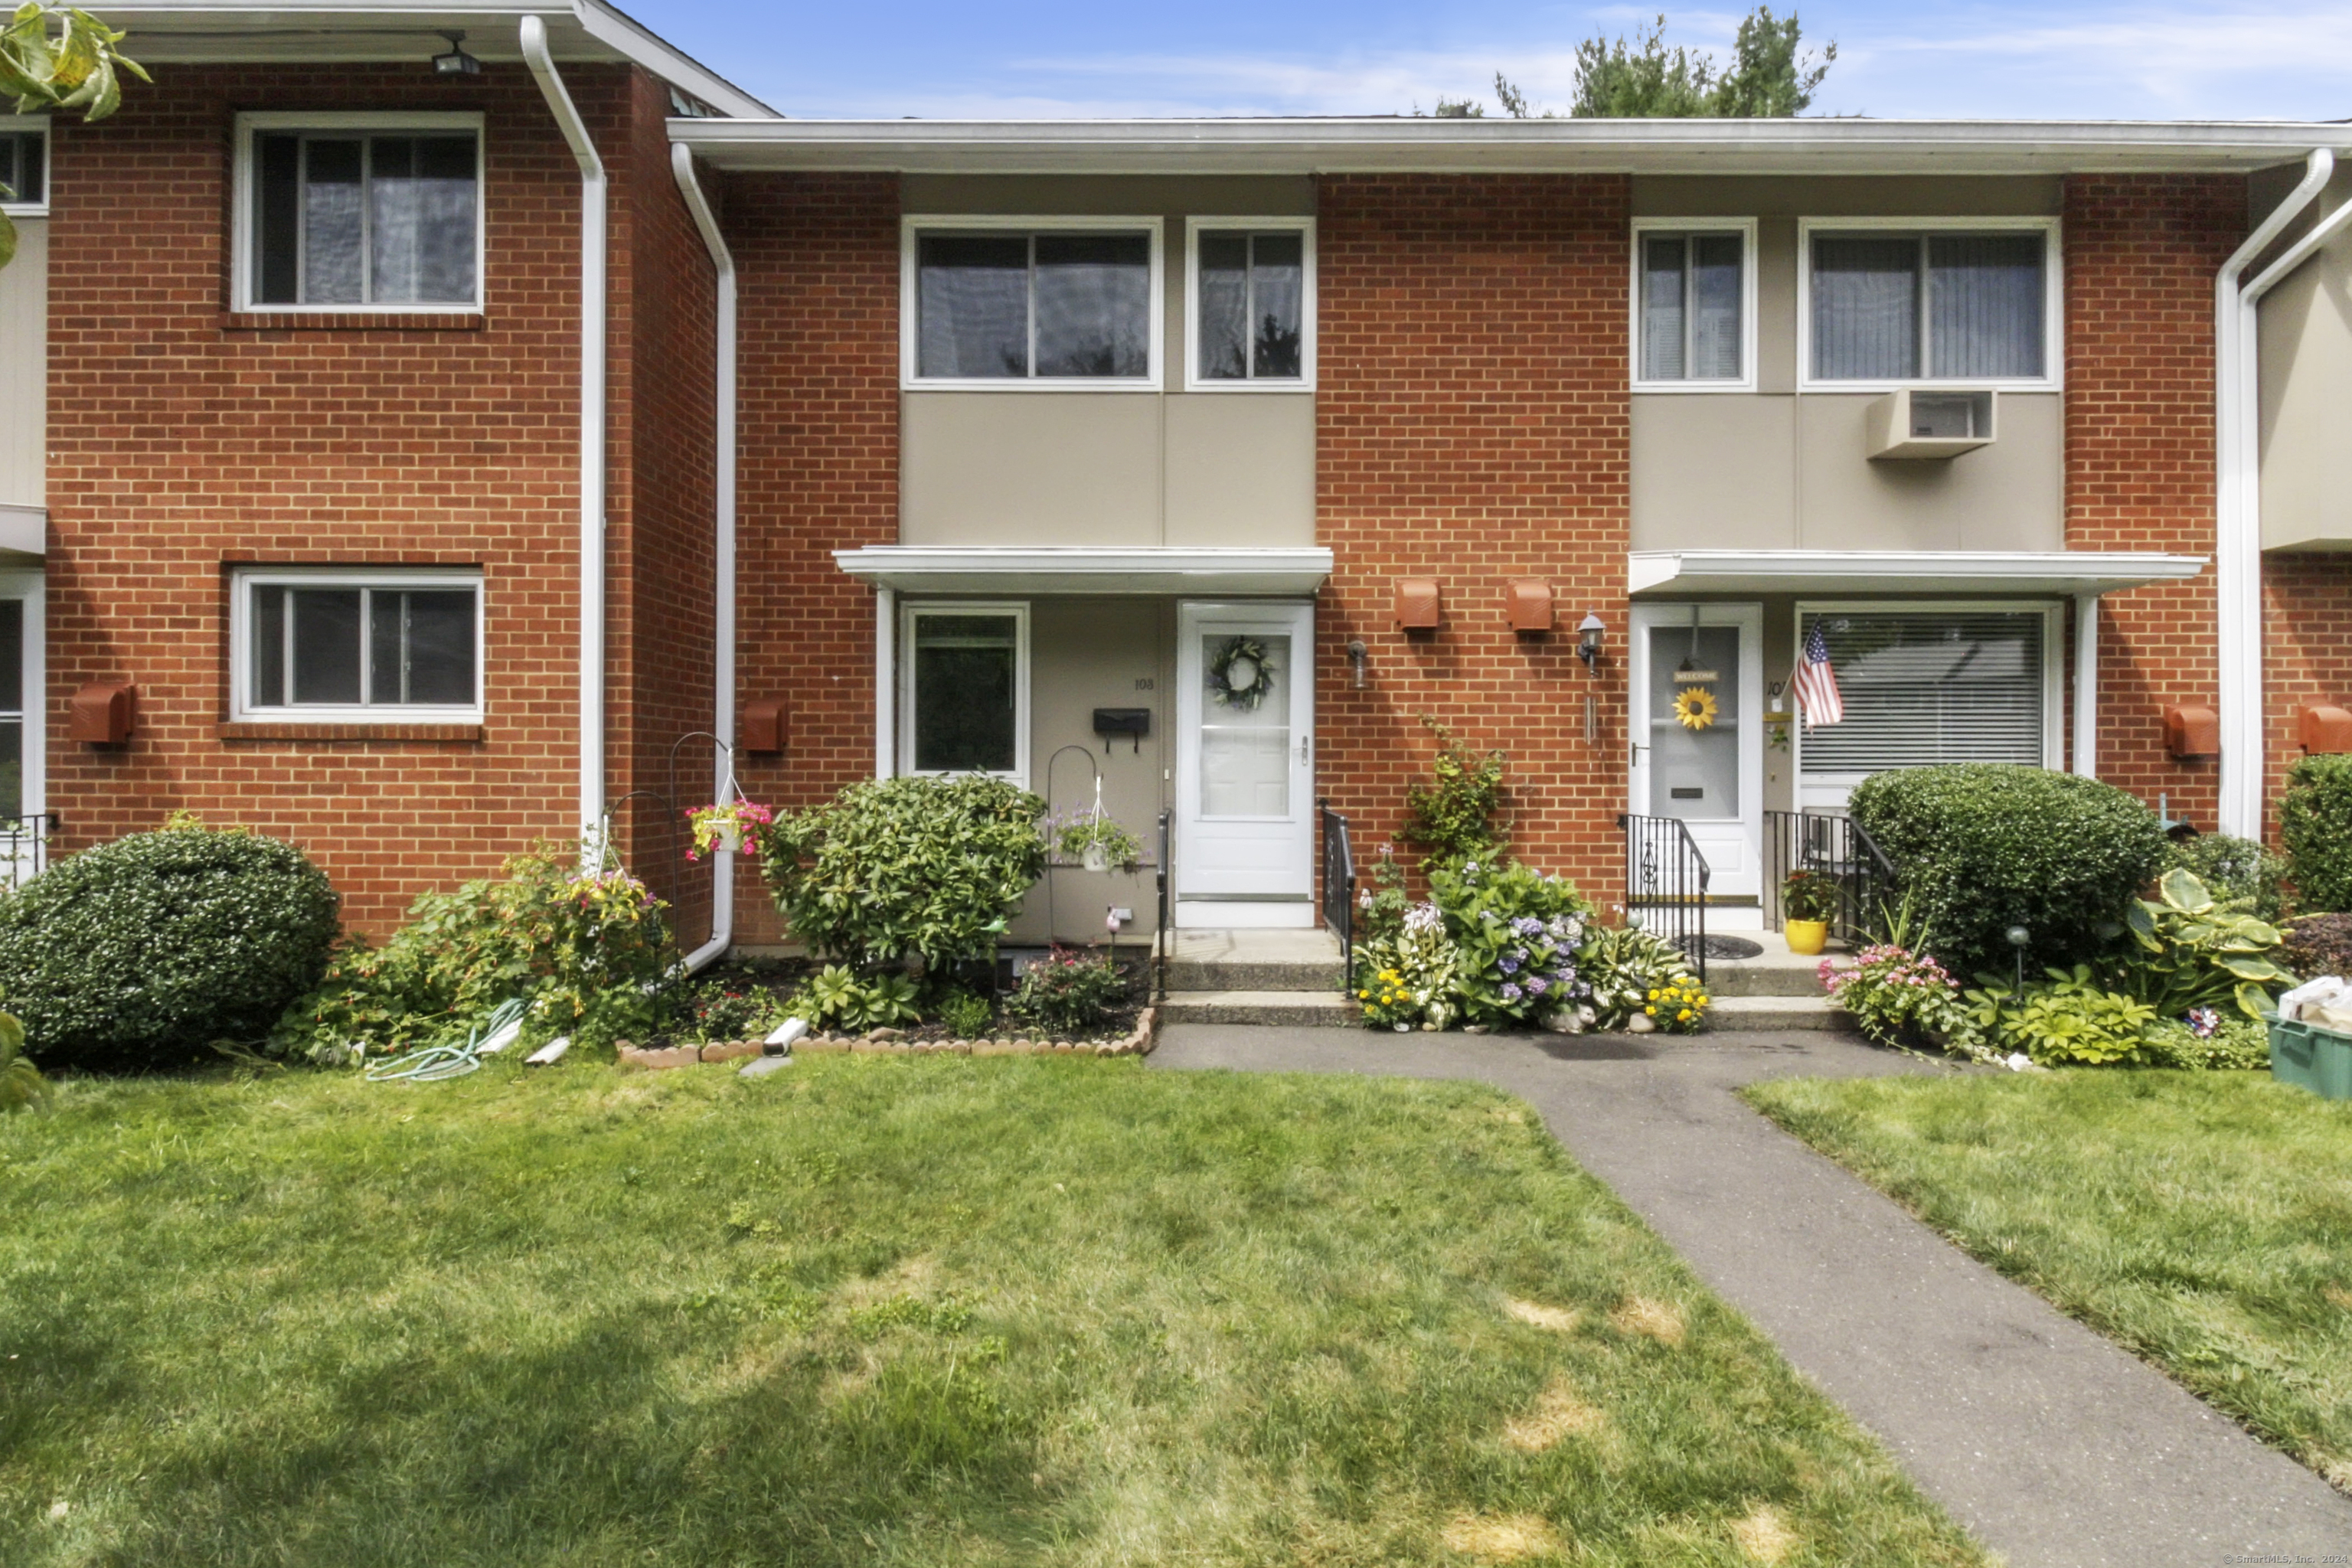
[
  {"x1": 1811, "y1": 230, "x2": 2046, "y2": 381},
  {"x1": 0, "y1": 130, "x2": 44, "y2": 205},
  {"x1": 251, "y1": 131, "x2": 479, "y2": 306},
  {"x1": 1796, "y1": 610, "x2": 2044, "y2": 773},
  {"x1": 247, "y1": 580, "x2": 480, "y2": 710},
  {"x1": 1197, "y1": 231, "x2": 1304, "y2": 381},
  {"x1": 1639, "y1": 231, "x2": 1743, "y2": 381},
  {"x1": 910, "y1": 612, "x2": 1018, "y2": 773},
  {"x1": 916, "y1": 231, "x2": 1151, "y2": 379}
]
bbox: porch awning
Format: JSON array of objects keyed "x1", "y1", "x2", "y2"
[
  {"x1": 833, "y1": 546, "x2": 1334, "y2": 596},
  {"x1": 1628, "y1": 549, "x2": 2208, "y2": 598}
]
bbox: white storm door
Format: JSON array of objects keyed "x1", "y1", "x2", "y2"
[
  {"x1": 1629, "y1": 603, "x2": 1762, "y2": 901},
  {"x1": 1174, "y1": 599, "x2": 1315, "y2": 928}
]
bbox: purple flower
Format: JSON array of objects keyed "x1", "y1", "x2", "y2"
[
  {"x1": 1500, "y1": 982, "x2": 1523, "y2": 1002},
  {"x1": 1527, "y1": 975, "x2": 1550, "y2": 995},
  {"x1": 1511, "y1": 916, "x2": 1543, "y2": 938},
  {"x1": 1498, "y1": 956, "x2": 1521, "y2": 975}
]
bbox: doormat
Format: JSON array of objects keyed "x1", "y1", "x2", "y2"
[{"x1": 1675, "y1": 934, "x2": 1765, "y2": 962}]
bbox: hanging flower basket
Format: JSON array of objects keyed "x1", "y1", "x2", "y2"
[{"x1": 686, "y1": 799, "x2": 774, "y2": 862}]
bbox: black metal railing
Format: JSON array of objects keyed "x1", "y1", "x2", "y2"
[
  {"x1": 1762, "y1": 810, "x2": 1899, "y2": 948},
  {"x1": 1154, "y1": 807, "x2": 1171, "y2": 1003},
  {"x1": 1318, "y1": 798, "x2": 1355, "y2": 991},
  {"x1": 0, "y1": 812, "x2": 52, "y2": 890},
  {"x1": 1619, "y1": 812, "x2": 1711, "y2": 982}
]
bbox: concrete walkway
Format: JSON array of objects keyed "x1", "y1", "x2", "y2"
[{"x1": 1152, "y1": 1024, "x2": 2352, "y2": 1568}]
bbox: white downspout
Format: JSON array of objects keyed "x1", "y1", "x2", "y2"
[
  {"x1": 521, "y1": 15, "x2": 608, "y2": 853},
  {"x1": 2214, "y1": 148, "x2": 2334, "y2": 837},
  {"x1": 2072, "y1": 592, "x2": 2099, "y2": 777},
  {"x1": 671, "y1": 143, "x2": 737, "y2": 974},
  {"x1": 874, "y1": 588, "x2": 895, "y2": 778}
]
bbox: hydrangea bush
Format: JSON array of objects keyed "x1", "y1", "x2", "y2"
[{"x1": 1429, "y1": 860, "x2": 1592, "y2": 1027}]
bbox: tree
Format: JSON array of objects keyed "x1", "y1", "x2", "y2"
[
  {"x1": 1450, "y1": 7, "x2": 1834, "y2": 122},
  {"x1": 0, "y1": 6, "x2": 145, "y2": 266}
]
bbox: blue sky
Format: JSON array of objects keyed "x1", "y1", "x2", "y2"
[{"x1": 632, "y1": 1, "x2": 2352, "y2": 122}]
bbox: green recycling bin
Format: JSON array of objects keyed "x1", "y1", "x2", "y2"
[{"x1": 2265, "y1": 1011, "x2": 2352, "y2": 1100}]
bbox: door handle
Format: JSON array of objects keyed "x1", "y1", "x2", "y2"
[{"x1": 1300, "y1": 734, "x2": 1312, "y2": 763}]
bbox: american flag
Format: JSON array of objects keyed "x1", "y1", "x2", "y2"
[{"x1": 1795, "y1": 622, "x2": 1844, "y2": 729}]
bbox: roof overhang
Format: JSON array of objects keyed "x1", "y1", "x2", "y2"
[
  {"x1": 835, "y1": 546, "x2": 1333, "y2": 596},
  {"x1": 100, "y1": 1, "x2": 770, "y2": 117},
  {"x1": 0, "y1": 506, "x2": 41, "y2": 557},
  {"x1": 1629, "y1": 549, "x2": 2210, "y2": 598},
  {"x1": 671, "y1": 116, "x2": 2352, "y2": 178}
]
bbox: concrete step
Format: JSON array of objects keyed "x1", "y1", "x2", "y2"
[
  {"x1": 1706, "y1": 995, "x2": 1857, "y2": 1032},
  {"x1": 1700, "y1": 958, "x2": 1838, "y2": 998},
  {"x1": 1161, "y1": 928, "x2": 1346, "y2": 993},
  {"x1": 1158, "y1": 989, "x2": 1360, "y2": 1027}
]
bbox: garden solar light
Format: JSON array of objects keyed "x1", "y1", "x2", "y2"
[{"x1": 2007, "y1": 924, "x2": 2031, "y2": 989}]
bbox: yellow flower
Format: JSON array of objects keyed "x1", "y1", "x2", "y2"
[
  {"x1": 1677, "y1": 1010, "x2": 1693, "y2": 1022},
  {"x1": 1673, "y1": 684, "x2": 1720, "y2": 731},
  {"x1": 1647, "y1": 988, "x2": 1659, "y2": 1001},
  {"x1": 1645, "y1": 1005, "x2": 1657, "y2": 1016},
  {"x1": 1358, "y1": 990, "x2": 1370, "y2": 1000}
]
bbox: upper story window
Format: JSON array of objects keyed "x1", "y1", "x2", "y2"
[
  {"x1": 0, "y1": 126, "x2": 45, "y2": 213},
  {"x1": 1633, "y1": 220, "x2": 1753, "y2": 389},
  {"x1": 232, "y1": 568, "x2": 483, "y2": 722},
  {"x1": 1187, "y1": 219, "x2": 1314, "y2": 389},
  {"x1": 902, "y1": 217, "x2": 1161, "y2": 389},
  {"x1": 235, "y1": 113, "x2": 483, "y2": 312},
  {"x1": 1803, "y1": 220, "x2": 2058, "y2": 387}
]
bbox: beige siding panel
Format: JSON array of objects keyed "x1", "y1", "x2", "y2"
[
  {"x1": 901, "y1": 393, "x2": 1162, "y2": 546},
  {"x1": 0, "y1": 219, "x2": 44, "y2": 510},
  {"x1": 1630, "y1": 175, "x2": 2063, "y2": 219},
  {"x1": 1631, "y1": 395, "x2": 1797, "y2": 550},
  {"x1": 1163, "y1": 393, "x2": 1315, "y2": 547},
  {"x1": 1756, "y1": 215, "x2": 1797, "y2": 394},
  {"x1": 2259, "y1": 171, "x2": 2352, "y2": 550},
  {"x1": 1005, "y1": 596, "x2": 1172, "y2": 942},
  {"x1": 1795, "y1": 393, "x2": 2063, "y2": 551},
  {"x1": 900, "y1": 175, "x2": 1315, "y2": 219}
]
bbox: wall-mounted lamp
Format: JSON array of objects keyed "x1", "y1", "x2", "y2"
[
  {"x1": 1346, "y1": 639, "x2": 1368, "y2": 689},
  {"x1": 433, "y1": 31, "x2": 482, "y2": 74},
  {"x1": 1576, "y1": 612, "x2": 1606, "y2": 669}
]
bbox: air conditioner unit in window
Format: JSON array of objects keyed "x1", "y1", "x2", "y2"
[{"x1": 1866, "y1": 387, "x2": 1996, "y2": 461}]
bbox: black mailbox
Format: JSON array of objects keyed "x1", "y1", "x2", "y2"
[{"x1": 1093, "y1": 707, "x2": 1151, "y2": 753}]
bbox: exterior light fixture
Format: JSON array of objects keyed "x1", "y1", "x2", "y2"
[
  {"x1": 1576, "y1": 612, "x2": 1606, "y2": 669},
  {"x1": 1347, "y1": 639, "x2": 1368, "y2": 689},
  {"x1": 433, "y1": 31, "x2": 482, "y2": 75}
]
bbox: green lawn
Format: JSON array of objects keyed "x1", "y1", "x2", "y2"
[
  {"x1": 0, "y1": 1056, "x2": 1982, "y2": 1566},
  {"x1": 1744, "y1": 1070, "x2": 2352, "y2": 1491}
]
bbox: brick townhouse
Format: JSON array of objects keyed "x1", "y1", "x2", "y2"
[{"x1": 8, "y1": 1, "x2": 2352, "y2": 959}]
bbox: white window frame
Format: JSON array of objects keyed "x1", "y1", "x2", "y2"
[
  {"x1": 0, "y1": 570, "x2": 43, "y2": 832},
  {"x1": 231, "y1": 111, "x2": 487, "y2": 315},
  {"x1": 1628, "y1": 217, "x2": 1757, "y2": 394},
  {"x1": 1796, "y1": 216, "x2": 2063, "y2": 393},
  {"x1": 900, "y1": 215, "x2": 1164, "y2": 392},
  {"x1": 1183, "y1": 216, "x2": 1316, "y2": 393},
  {"x1": 229, "y1": 567, "x2": 486, "y2": 723},
  {"x1": 0, "y1": 122, "x2": 47, "y2": 217},
  {"x1": 1791, "y1": 599, "x2": 2063, "y2": 805},
  {"x1": 897, "y1": 600, "x2": 1031, "y2": 788}
]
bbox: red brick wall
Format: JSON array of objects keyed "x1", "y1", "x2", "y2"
[
  {"x1": 724, "y1": 172, "x2": 901, "y2": 943},
  {"x1": 44, "y1": 60, "x2": 661, "y2": 935},
  {"x1": 2263, "y1": 553, "x2": 2352, "y2": 835},
  {"x1": 1315, "y1": 175, "x2": 1632, "y2": 909},
  {"x1": 2063, "y1": 174, "x2": 2244, "y2": 831}
]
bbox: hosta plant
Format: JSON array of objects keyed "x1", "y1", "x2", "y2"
[
  {"x1": 2115, "y1": 868, "x2": 2291, "y2": 1021},
  {"x1": 1353, "y1": 902, "x2": 1458, "y2": 1031},
  {"x1": 796, "y1": 965, "x2": 920, "y2": 1034},
  {"x1": 1578, "y1": 923, "x2": 1699, "y2": 1031}
]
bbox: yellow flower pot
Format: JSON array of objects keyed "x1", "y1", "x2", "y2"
[{"x1": 1784, "y1": 919, "x2": 1829, "y2": 956}]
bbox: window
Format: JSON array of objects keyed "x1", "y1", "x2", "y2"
[
  {"x1": 0, "y1": 126, "x2": 44, "y2": 211},
  {"x1": 1632, "y1": 223, "x2": 1750, "y2": 387},
  {"x1": 903, "y1": 218, "x2": 1161, "y2": 387},
  {"x1": 1794, "y1": 606, "x2": 2058, "y2": 780},
  {"x1": 237, "y1": 115, "x2": 482, "y2": 310},
  {"x1": 1804, "y1": 222, "x2": 2056, "y2": 385},
  {"x1": 900, "y1": 604, "x2": 1028, "y2": 782},
  {"x1": 1187, "y1": 220, "x2": 1313, "y2": 388},
  {"x1": 234, "y1": 571, "x2": 482, "y2": 720}
]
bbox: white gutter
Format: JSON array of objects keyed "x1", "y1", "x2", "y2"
[
  {"x1": 670, "y1": 142, "x2": 737, "y2": 974},
  {"x1": 521, "y1": 15, "x2": 607, "y2": 854},
  {"x1": 2214, "y1": 149, "x2": 2338, "y2": 837}
]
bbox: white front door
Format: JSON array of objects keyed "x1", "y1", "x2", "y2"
[
  {"x1": 1630, "y1": 603, "x2": 1762, "y2": 903},
  {"x1": 1174, "y1": 599, "x2": 1315, "y2": 928}
]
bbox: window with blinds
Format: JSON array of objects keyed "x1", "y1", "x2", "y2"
[{"x1": 1797, "y1": 609, "x2": 2045, "y2": 773}]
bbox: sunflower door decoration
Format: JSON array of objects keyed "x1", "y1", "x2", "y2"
[{"x1": 1670, "y1": 606, "x2": 1720, "y2": 731}]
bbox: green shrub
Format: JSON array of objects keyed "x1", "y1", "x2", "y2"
[
  {"x1": 0, "y1": 825, "x2": 339, "y2": 1069},
  {"x1": 2281, "y1": 753, "x2": 2352, "y2": 913},
  {"x1": 2140, "y1": 1011, "x2": 2269, "y2": 1071},
  {"x1": 1010, "y1": 949, "x2": 1128, "y2": 1038},
  {"x1": 936, "y1": 988, "x2": 994, "y2": 1039},
  {"x1": 677, "y1": 980, "x2": 789, "y2": 1044},
  {"x1": 2112, "y1": 869, "x2": 2288, "y2": 1021},
  {"x1": 1822, "y1": 943, "x2": 1971, "y2": 1052},
  {"x1": 1965, "y1": 965, "x2": 2156, "y2": 1066},
  {"x1": 2279, "y1": 911, "x2": 2352, "y2": 981},
  {"x1": 2165, "y1": 833, "x2": 2286, "y2": 921},
  {"x1": 0, "y1": 998, "x2": 45, "y2": 1111},
  {"x1": 1428, "y1": 860, "x2": 1592, "y2": 1027},
  {"x1": 760, "y1": 776, "x2": 1046, "y2": 972},
  {"x1": 1400, "y1": 718, "x2": 1508, "y2": 868},
  {"x1": 1848, "y1": 764, "x2": 2167, "y2": 978},
  {"x1": 794, "y1": 965, "x2": 920, "y2": 1034},
  {"x1": 272, "y1": 843, "x2": 667, "y2": 1063}
]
